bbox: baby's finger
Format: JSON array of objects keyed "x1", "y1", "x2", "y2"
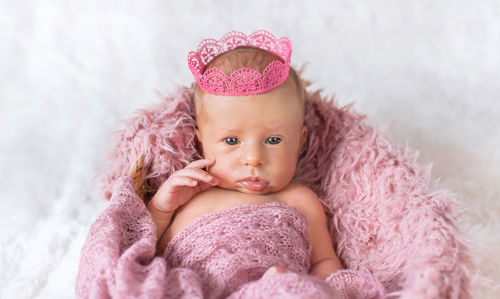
[
  {"x1": 176, "y1": 168, "x2": 219, "y2": 185},
  {"x1": 169, "y1": 175, "x2": 198, "y2": 188},
  {"x1": 186, "y1": 158, "x2": 216, "y2": 169}
]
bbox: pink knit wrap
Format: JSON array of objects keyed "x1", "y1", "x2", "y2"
[
  {"x1": 164, "y1": 201, "x2": 312, "y2": 298},
  {"x1": 80, "y1": 86, "x2": 474, "y2": 298},
  {"x1": 76, "y1": 176, "x2": 385, "y2": 298}
]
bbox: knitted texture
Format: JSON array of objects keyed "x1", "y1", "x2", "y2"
[
  {"x1": 163, "y1": 202, "x2": 312, "y2": 298},
  {"x1": 326, "y1": 270, "x2": 388, "y2": 298},
  {"x1": 91, "y1": 86, "x2": 474, "y2": 298},
  {"x1": 227, "y1": 266, "x2": 386, "y2": 299},
  {"x1": 76, "y1": 176, "x2": 385, "y2": 298}
]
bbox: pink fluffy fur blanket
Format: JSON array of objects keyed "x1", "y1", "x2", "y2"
[{"x1": 77, "y1": 86, "x2": 473, "y2": 298}]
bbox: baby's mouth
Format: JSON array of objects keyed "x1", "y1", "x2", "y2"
[{"x1": 237, "y1": 177, "x2": 269, "y2": 191}]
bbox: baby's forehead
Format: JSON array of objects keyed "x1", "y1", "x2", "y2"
[
  {"x1": 194, "y1": 77, "x2": 304, "y2": 129},
  {"x1": 197, "y1": 107, "x2": 303, "y2": 136},
  {"x1": 202, "y1": 117, "x2": 293, "y2": 128}
]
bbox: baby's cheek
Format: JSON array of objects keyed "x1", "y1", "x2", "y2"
[
  {"x1": 206, "y1": 162, "x2": 225, "y2": 180},
  {"x1": 208, "y1": 165, "x2": 234, "y2": 189},
  {"x1": 279, "y1": 159, "x2": 298, "y2": 183}
]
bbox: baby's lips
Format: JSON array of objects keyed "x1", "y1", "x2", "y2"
[{"x1": 238, "y1": 179, "x2": 269, "y2": 191}]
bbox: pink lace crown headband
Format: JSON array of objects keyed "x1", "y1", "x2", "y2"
[{"x1": 187, "y1": 30, "x2": 292, "y2": 96}]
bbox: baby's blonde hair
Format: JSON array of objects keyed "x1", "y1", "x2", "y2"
[{"x1": 193, "y1": 46, "x2": 305, "y2": 125}]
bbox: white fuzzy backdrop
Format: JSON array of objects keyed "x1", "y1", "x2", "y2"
[{"x1": 0, "y1": 0, "x2": 499, "y2": 298}]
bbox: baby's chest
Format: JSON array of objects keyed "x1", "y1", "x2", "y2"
[{"x1": 162, "y1": 189, "x2": 278, "y2": 243}]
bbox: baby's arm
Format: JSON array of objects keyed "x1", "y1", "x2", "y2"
[
  {"x1": 147, "y1": 204, "x2": 175, "y2": 240},
  {"x1": 145, "y1": 158, "x2": 219, "y2": 240},
  {"x1": 295, "y1": 186, "x2": 343, "y2": 280}
]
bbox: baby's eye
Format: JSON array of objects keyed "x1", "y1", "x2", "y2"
[
  {"x1": 224, "y1": 137, "x2": 239, "y2": 145},
  {"x1": 266, "y1": 137, "x2": 282, "y2": 145}
]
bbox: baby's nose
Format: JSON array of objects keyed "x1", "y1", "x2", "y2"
[{"x1": 240, "y1": 144, "x2": 264, "y2": 166}]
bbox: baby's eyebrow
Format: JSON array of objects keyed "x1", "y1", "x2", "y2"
[
  {"x1": 266, "y1": 123, "x2": 285, "y2": 129},
  {"x1": 213, "y1": 125, "x2": 240, "y2": 132},
  {"x1": 211, "y1": 122, "x2": 288, "y2": 134},
  {"x1": 210, "y1": 127, "x2": 239, "y2": 138}
]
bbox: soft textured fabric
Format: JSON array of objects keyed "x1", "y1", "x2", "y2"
[
  {"x1": 89, "y1": 85, "x2": 474, "y2": 298},
  {"x1": 76, "y1": 176, "x2": 386, "y2": 298},
  {"x1": 163, "y1": 201, "x2": 312, "y2": 298}
]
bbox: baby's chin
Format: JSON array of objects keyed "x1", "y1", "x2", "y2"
[
  {"x1": 235, "y1": 187, "x2": 273, "y2": 195},
  {"x1": 216, "y1": 181, "x2": 287, "y2": 195}
]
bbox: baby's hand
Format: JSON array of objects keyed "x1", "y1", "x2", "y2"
[
  {"x1": 262, "y1": 266, "x2": 293, "y2": 278},
  {"x1": 148, "y1": 158, "x2": 219, "y2": 213}
]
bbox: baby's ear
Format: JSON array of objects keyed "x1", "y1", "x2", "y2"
[{"x1": 301, "y1": 127, "x2": 307, "y2": 148}]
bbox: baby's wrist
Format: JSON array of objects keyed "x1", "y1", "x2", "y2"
[
  {"x1": 147, "y1": 201, "x2": 176, "y2": 240},
  {"x1": 147, "y1": 200, "x2": 176, "y2": 216},
  {"x1": 148, "y1": 205, "x2": 176, "y2": 216}
]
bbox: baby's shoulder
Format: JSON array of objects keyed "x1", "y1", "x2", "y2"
[
  {"x1": 286, "y1": 181, "x2": 315, "y2": 193},
  {"x1": 279, "y1": 182, "x2": 326, "y2": 220},
  {"x1": 280, "y1": 181, "x2": 318, "y2": 202}
]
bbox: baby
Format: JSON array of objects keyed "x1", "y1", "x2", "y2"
[
  {"x1": 75, "y1": 30, "x2": 388, "y2": 299},
  {"x1": 145, "y1": 30, "x2": 343, "y2": 281}
]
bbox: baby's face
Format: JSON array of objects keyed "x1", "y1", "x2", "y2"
[{"x1": 195, "y1": 77, "x2": 306, "y2": 195}]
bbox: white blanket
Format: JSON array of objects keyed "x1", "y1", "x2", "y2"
[{"x1": 1, "y1": 0, "x2": 498, "y2": 298}]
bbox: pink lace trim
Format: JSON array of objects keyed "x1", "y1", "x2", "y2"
[{"x1": 187, "y1": 29, "x2": 292, "y2": 96}]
